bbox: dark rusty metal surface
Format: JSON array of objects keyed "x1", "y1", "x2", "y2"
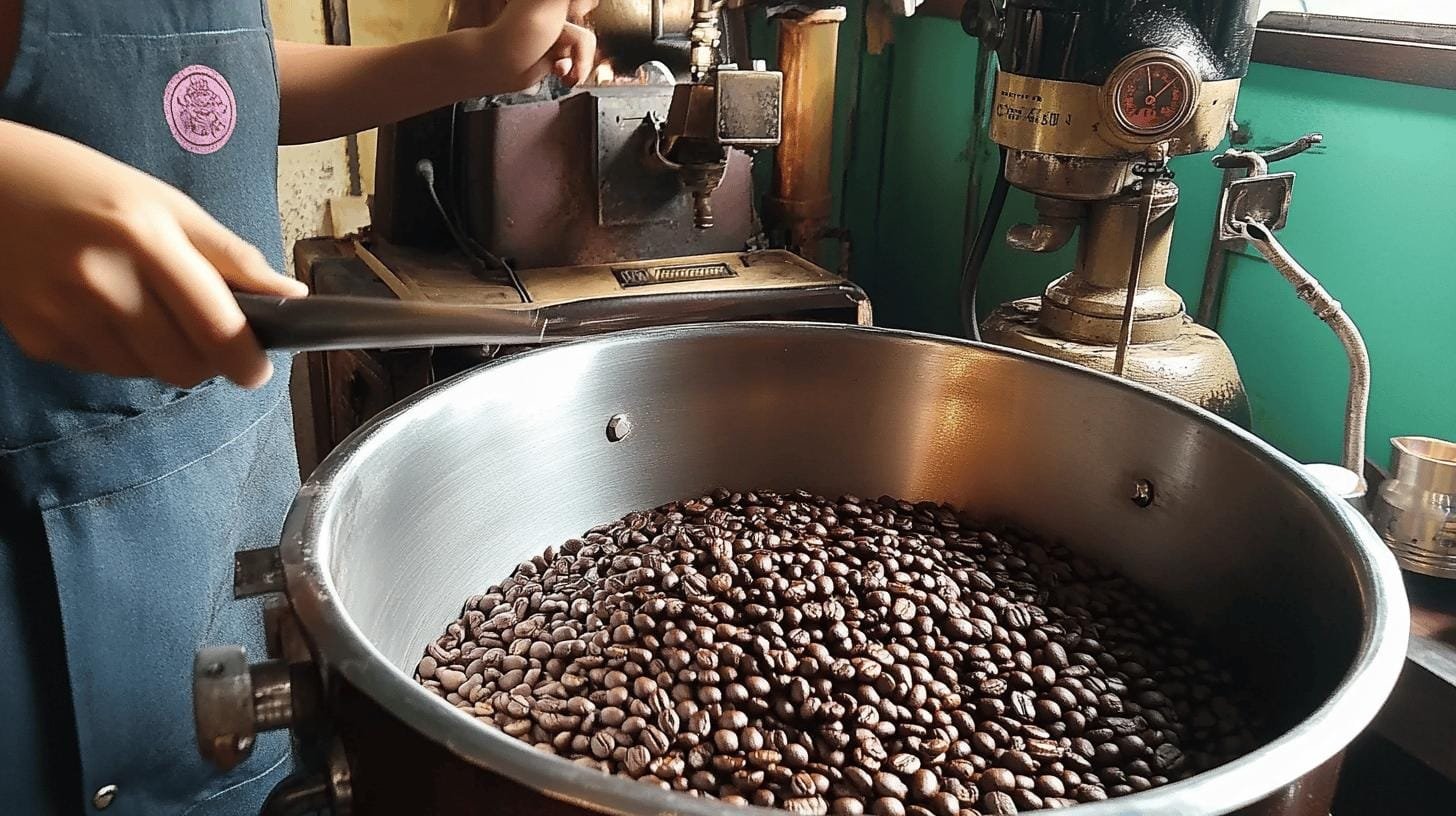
[
  {"x1": 715, "y1": 69, "x2": 783, "y2": 147},
  {"x1": 456, "y1": 88, "x2": 754, "y2": 270},
  {"x1": 594, "y1": 89, "x2": 687, "y2": 227}
]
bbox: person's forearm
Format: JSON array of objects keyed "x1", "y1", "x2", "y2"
[
  {"x1": 276, "y1": 0, "x2": 574, "y2": 144},
  {"x1": 276, "y1": 35, "x2": 482, "y2": 145}
]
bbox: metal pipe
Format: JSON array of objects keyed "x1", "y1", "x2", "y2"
[
  {"x1": 1195, "y1": 166, "x2": 1240, "y2": 328},
  {"x1": 1112, "y1": 177, "x2": 1158, "y2": 376},
  {"x1": 770, "y1": 7, "x2": 847, "y2": 261},
  {"x1": 1242, "y1": 222, "x2": 1370, "y2": 475},
  {"x1": 959, "y1": 147, "x2": 1009, "y2": 341}
]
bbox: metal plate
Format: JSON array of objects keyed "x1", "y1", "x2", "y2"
[
  {"x1": 716, "y1": 69, "x2": 783, "y2": 147},
  {"x1": 612, "y1": 261, "x2": 736, "y2": 288},
  {"x1": 594, "y1": 89, "x2": 687, "y2": 227},
  {"x1": 1218, "y1": 172, "x2": 1296, "y2": 242}
]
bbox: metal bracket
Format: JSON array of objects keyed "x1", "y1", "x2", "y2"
[
  {"x1": 234, "y1": 547, "x2": 285, "y2": 599},
  {"x1": 194, "y1": 645, "x2": 322, "y2": 772},
  {"x1": 1217, "y1": 172, "x2": 1295, "y2": 242}
]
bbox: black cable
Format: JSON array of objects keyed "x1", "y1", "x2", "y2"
[
  {"x1": 415, "y1": 158, "x2": 531, "y2": 304},
  {"x1": 959, "y1": 146, "x2": 1009, "y2": 341}
]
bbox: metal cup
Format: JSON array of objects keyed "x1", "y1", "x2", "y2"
[{"x1": 1372, "y1": 436, "x2": 1456, "y2": 578}]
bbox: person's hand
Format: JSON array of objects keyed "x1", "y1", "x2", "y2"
[
  {"x1": 468, "y1": 0, "x2": 599, "y2": 92},
  {"x1": 0, "y1": 120, "x2": 307, "y2": 389}
]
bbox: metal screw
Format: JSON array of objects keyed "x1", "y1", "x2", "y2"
[
  {"x1": 606, "y1": 414, "x2": 634, "y2": 443},
  {"x1": 93, "y1": 785, "x2": 118, "y2": 810},
  {"x1": 1131, "y1": 479, "x2": 1155, "y2": 508}
]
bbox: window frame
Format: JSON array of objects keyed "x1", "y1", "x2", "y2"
[{"x1": 1254, "y1": 11, "x2": 1456, "y2": 90}]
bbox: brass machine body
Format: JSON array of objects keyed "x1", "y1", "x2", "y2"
[{"x1": 967, "y1": 0, "x2": 1259, "y2": 427}]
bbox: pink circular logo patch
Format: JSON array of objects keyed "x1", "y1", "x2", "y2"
[{"x1": 163, "y1": 65, "x2": 237, "y2": 155}]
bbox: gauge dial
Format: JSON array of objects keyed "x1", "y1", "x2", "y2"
[{"x1": 1113, "y1": 60, "x2": 1193, "y2": 135}]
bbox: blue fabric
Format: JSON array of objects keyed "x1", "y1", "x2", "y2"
[{"x1": 0, "y1": 1, "x2": 298, "y2": 813}]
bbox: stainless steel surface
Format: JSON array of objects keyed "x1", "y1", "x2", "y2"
[
  {"x1": 1373, "y1": 436, "x2": 1456, "y2": 578},
  {"x1": 280, "y1": 323, "x2": 1407, "y2": 816},
  {"x1": 1240, "y1": 222, "x2": 1370, "y2": 477}
]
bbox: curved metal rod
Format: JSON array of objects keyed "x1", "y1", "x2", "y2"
[
  {"x1": 1241, "y1": 221, "x2": 1369, "y2": 475},
  {"x1": 1113, "y1": 178, "x2": 1159, "y2": 376}
]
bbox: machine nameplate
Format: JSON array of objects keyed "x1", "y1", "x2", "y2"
[{"x1": 614, "y1": 262, "x2": 738, "y2": 288}]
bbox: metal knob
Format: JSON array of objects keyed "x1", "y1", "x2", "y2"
[{"x1": 194, "y1": 646, "x2": 302, "y2": 770}]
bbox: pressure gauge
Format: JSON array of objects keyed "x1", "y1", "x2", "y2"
[{"x1": 1105, "y1": 51, "x2": 1200, "y2": 140}]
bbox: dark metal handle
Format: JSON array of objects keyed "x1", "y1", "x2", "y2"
[
  {"x1": 236, "y1": 294, "x2": 548, "y2": 352},
  {"x1": 1212, "y1": 133, "x2": 1324, "y2": 169},
  {"x1": 238, "y1": 285, "x2": 868, "y2": 353},
  {"x1": 534, "y1": 285, "x2": 868, "y2": 334}
]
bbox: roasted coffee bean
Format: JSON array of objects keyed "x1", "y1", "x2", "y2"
[
  {"x1": 873, "y1": 771, "x2": 909, "y2": 799},
  {"x1": 785, "y1": 796, "x2": 829, "y2": 815},
  {"x1": 979, "y1": 767, "x2": 1016, "y2": 793},
  {"x1": 982, "y1": 790, "x2": 1018, "y2": 815},
  {"x1": 418, "y1": 489, "x2": 1264, "y2": 812},
  {"x1": 888, "y1": 753, "x2": 922, "y2": 775},
  {"x1": 908, "y1": 768, "x2": 939, "y2": 799},
  {"x1": 870, "y1": 797, "x2": 906, "y2": 816}
]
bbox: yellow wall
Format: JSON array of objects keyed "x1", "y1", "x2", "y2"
[
  {"x1": 347, "y1": 0, "x2": 452, "y2": 194},
  {"x1": 269, "y1": 0, "x2": 451, "y2": 250},
  {"x1": 268, "y1": 0, "x2": 353, "y2": 252}
]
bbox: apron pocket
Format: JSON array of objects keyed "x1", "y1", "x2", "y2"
[{"x1": 37, "y1": 396, "x2": 298, "y2": 813}]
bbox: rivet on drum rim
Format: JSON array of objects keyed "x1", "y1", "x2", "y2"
[
  {"x1": 92, "y1": 784, "x2": 117, "y2": 810},
  {"x1": 606, "y1": 414, "x2": 633, "y2": 443},
  {"x1": 1132, "y1": 479, "x2": 1156, "y2": 507}
]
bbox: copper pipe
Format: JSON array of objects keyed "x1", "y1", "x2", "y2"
[{"x1": 771, "y1": 7, "x2": 846, "y2": 261}]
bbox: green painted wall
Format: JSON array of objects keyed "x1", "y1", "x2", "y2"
[{"x1": 816, "y1": 7, "x2": 1456, "y2": 468}]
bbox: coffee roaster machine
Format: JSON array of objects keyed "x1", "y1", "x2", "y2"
[
  {"x1": 959, "y1": 0, "x2": 1373, "y2": 500},
  {"x1": 328, "y1": 0, "x2": 870, "y2": 378},
  {"x1": 292, "y1": 0, "x2": 891, "y2": 463}
]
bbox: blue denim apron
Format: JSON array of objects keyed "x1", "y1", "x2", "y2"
[{"x1": 0, "y1": 1, "x2": 295, "y2": 812}]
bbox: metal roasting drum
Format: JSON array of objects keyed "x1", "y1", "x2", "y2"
[{"x1": 210, "y1": 323, "x2": 1409, "y2": 815}]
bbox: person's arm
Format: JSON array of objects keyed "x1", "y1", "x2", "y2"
[
  {"x1": 276, "y1": 0, "x2": 595, "y2": 145},
  {"x1": 0, "y1": 119, "x2": 307, "y2": 388}
]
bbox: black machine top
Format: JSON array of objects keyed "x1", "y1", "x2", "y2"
[{"x1": 991, "y1": 0, "x2": 1260, "y2": 84}]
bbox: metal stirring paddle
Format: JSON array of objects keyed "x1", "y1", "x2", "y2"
[{"x1": 235, "y1": 286, "x2": 867, "y2": 352}]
